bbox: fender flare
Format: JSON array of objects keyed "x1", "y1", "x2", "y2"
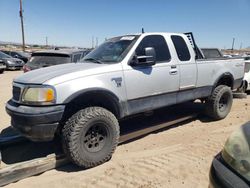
[
  {"x1": 63, "y1": 88, "x2": 125, "y2": 118},
  {"x1": 213, "y1": 72, "x2": 234, "y2": 89}
]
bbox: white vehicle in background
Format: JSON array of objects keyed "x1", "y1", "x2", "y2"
[{"x1": 242, "y1": 56, "x2": 250, "y2": 92}]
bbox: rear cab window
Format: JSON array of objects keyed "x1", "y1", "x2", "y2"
[
  {"x1": 171, "y1": 35, "x2": 191, "y2": 61},
  {"x1": 136, "y1": 35, "x2": 171, "y2": 63}
]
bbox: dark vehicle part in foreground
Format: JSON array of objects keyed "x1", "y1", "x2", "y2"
[
  {"x1": 0, "y1": 104, "x2": 198, "y2": 186},
  {"x1": 0, "y1": 51, "x2": 24, "y2": 70},
  {"x1": 209, "y1": 121, "x2": 250, "y2": 188},
  {"x1": 1, "y1": 50, "x2": 30, "y2": 63},
  {"x1": 23, "y1": 49, "x2": 91, "y2": 72}
]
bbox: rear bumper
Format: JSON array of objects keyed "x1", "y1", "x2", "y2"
[
  {"x1": 6, "y1": 100, "x2": 65, "y2": 141},
  {"x1": 209, "y1": 154, "x2": 249, "y2": 188}
]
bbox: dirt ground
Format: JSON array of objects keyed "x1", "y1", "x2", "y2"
[{"x1": 1, "y1": 71, "x2": 250, "y2": 188}]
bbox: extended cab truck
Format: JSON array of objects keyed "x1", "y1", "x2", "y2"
[{"x1": 6, "y1": 32, "x2": 245, "y2": 168}]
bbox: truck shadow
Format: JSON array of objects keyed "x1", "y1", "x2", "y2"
[{"x1": 0, "y1": 101, "x2": 213, "y2": 172}]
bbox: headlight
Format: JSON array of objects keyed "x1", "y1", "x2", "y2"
[
  {"x1": 222, "y1": 124, "x2": 250, "y2": 180},
  {"x1": 22, "y1": 86, "x2": 56, "y2": 105},
  {"x1": 7, "y1": 60, "x2": 15, "y2": 64}
]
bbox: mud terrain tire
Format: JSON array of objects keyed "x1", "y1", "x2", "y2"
[
  {"x1": 205, "y1": 85, "x2": 233, "y2": 120},
  {"x1": 62, "y1": 107, "x2": 119, "y2": 168}
]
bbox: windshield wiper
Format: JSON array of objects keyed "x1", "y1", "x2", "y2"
[{"x1": 83, "y1": 58, "x2": 103, "y2": 64}]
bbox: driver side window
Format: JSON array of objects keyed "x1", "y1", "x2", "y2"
[{"x1": 135, "y1": 35, "x2": 171, "y2": 63}]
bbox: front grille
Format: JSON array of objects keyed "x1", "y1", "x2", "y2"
[{"x1": 13, "y1": 86, "x2": 21, "y2": 101}]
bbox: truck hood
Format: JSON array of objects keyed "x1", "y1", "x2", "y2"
[{"x1": 14, "y1": 62, "x2": 111, "y2": 84}]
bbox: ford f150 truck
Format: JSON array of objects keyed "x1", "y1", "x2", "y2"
[{"x1": 6, "y1": 32, "x2": 245, "y2": 168}]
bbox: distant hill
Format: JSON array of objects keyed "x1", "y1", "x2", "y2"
[{"x1": 0, "y1": 41, "x2": 21, "y2": 45}]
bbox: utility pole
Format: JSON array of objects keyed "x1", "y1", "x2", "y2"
[
  {"x1": 95, "y1": 37, "x2": 98, "y2": 47},
  {"x1": 46, "y1": 36, "x2": 48, "y2": 47},
  {"x1": 231, "y1": 38, "x2": 235, "y2": 53},
  {"x1": 92, "y1": 36, "x2": 94, "y2": 48},
  {"x1": 19, "y1": 0, "x2": 25, "y2": 52}
]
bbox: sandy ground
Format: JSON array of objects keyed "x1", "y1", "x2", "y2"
[
  {"x1": 1, "y1": 71, "x2": 250, "y2": 188},
  {"x1": 0, "y1": 70, "x2": 22, "y2": 129}
]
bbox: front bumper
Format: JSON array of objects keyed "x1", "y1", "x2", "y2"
[
  {"x1": 209, "y1": 154, "x2": 249, "y2": 188},
  {"x1": 6, "y1": 100, "x2": 65, "y2": 141},
  {"x1": 0, "y1": 65, "x2": 6, "y2": 69},
  {"x1": 7, "y1": 65, "x2": 23, "y2": 70}
]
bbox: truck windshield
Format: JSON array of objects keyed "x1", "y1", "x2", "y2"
[{"x1": 81, "y1": 35, "x2": 139, "y2": 64}]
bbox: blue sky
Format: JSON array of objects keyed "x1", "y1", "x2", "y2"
[{"x1": 0, "y1": 0, "x2": 249, "y2": 49}]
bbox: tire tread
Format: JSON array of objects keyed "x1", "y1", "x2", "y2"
[
  {"x1": 62, "y1": 107, "x2": 119, "y2": 168},
  {"x1": 205, "y1": 85, "x2": 233, "y2": 120}
]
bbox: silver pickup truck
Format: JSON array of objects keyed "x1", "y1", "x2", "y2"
[{"x1": 6, "y1": 32, "x2": 245, "y2": 168}]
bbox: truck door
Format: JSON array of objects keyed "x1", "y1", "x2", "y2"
[
  {"x1": 171, "y1": 35, "x2": 197, "y2": 103},
  {"x1": 122, "y1": 34, "x2": 179, "y2": 115}
]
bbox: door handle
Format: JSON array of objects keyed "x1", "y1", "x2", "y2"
[
  {"x1": 169, "y1": 70, "x2": 178, "y2": 75},
  {"x1": 171, "y1": 65, "x2": 177, "y2": 69}
]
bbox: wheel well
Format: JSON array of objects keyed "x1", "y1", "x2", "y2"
[
  {"x1": 244, "y1": 80, "x2": 248, "y2": 89},
  {"x1": 61, "y1": 91, "x2": 121, "y2": 124},
  {"x1": 216, "y1": 75, "x2": 233, "y2": 89}
]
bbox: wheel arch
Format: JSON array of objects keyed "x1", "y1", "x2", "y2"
[
  {"x1": 244, "y1": 80, "x2": 248, "y2": 90},
  {"x1": 62, "y1": 88, "x2": 124, "y2": 121},
  {"x1": 214, "y1": 73, "x2": 234, "y2": 89}
]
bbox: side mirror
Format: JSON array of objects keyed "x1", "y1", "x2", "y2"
[
  {"x1": 14, "y1": 55, "x2": 19, "y2": 58},
  {"x1": 130, "y1": 47, "x2": 156, "y2": 66}
]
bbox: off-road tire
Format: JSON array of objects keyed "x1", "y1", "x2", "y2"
[
  {"x1": 62, "y1": 107, "x2": 119, "y2": 168},
  {"x1": 205, "y1": 85, "x2": 233, "y2": 120}
]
